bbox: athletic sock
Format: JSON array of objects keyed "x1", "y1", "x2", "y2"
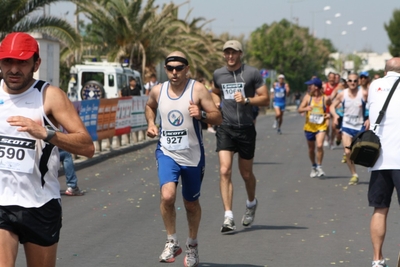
[
  {"x1": 186, "y1": 237, "x2": 197, "y2": 246},
  {"x1": 246, "y1": 199, "x2": 257, "y2": 208},
  {"x1": 224, "y1": 210, "x2": 233, "y2": 219},
  {"x1": 167, "y1": 233, "x2": 178, "y2": 243}
]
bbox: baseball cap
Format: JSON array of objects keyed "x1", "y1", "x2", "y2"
[
  {"x1": 278, "y1": 74, "x2": 285, "y2": 79},
  {"x1": 223, "y1": 40, "x2": 242, "y2": 51},
  {"x1": 304, "y1": 77, "x2": 322, "y2": 88},
  {"x1": 359, "y1": 71, "x2": 369, "y2": 77},
  {"x1": 0, "y1": 32, "x2": 39, "y2": 60}
]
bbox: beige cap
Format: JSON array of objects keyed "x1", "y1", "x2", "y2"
[
  {"x1": 223, "y1": 40, "x2": 242, "y2": 51},
  {"x1": 278, "y1": 74, "x2": 285, "y2": 79}
]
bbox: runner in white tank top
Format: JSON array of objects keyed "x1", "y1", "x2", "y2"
[
  {"x1": 330, "y1": 73, "x2": 369, "y2": 186},
  {"x1": 146, "y1": 51, "x2": 221, "y2": 266},
  {"x1": 0, "y1": 32, "x2": 94, "y2": 267}
]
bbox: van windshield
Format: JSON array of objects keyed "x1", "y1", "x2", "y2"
[{"x1": 81, "y1": 72, "x2": 105, "y2": 86}]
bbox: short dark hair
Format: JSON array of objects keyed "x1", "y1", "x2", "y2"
[
  {"x1": 33, "y1": 53, "x2": 39, "y2": 63},
  {"x1": 129, "y1": 77, "x2": 136, "y2": 82}
]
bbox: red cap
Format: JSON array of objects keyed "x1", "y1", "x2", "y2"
[{"x1": 0, "y1": 32, "x2": 39, "y2": 60}]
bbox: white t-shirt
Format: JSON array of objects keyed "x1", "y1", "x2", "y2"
[{"x1": 368, "y1": 71, "x2": 400, "y2": 171}]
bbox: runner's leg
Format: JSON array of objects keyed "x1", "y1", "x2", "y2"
[{"x1": 0, "y1": 229, "x2": 19, "y2": 267}]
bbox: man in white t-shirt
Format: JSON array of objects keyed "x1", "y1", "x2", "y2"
[
  {"x1": 367, "y1": 57, "x2": 400, "y2": 267},
  {"x1": 145, "y1": 73, "x2": 158, "y2": 95}
]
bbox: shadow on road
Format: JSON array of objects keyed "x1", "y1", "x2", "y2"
[
  {"x1": 235, "y1": 224, "x2": 308, "y2": 233},
  {"x1": 200, "y1": 263, "x2": 264, "y2": 267}
]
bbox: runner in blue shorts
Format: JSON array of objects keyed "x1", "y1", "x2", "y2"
[
  {"x1": 146, "y1": 51, "x2": 221, "y2": 266},
  {"x1": 272, "y1": 74, "x2": 290, "y2": 134},
  {"x1": 330, "y1": 73, "x2": 370, "y2": 185}
]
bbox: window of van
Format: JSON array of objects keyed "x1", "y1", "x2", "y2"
[
  {"x1": 108, "y1": 74, "x2": 115, "y2": 87},
  {"x1": 81, "y1": 72, "x2": 105, "y2": 86},
  {"x1": 117, "y1": 74, "x2": 127, "y2": 91}
]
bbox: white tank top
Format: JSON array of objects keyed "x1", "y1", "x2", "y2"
[
  {"x1": 0, "y1": 80, "x2": 60, "y2": 208},
  {"x1": 157, "y1": 79, "x2": 204, "y2": 167},
  {"x1": 342, "y1": 88, "x2": 365, "y2": 130}
]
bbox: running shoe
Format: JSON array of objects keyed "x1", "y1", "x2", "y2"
[
  {"x1": 159, "y1": 239, "x2": 182, "y2": 263},
  {"x1": 372, "y1": 259, "x2": 387, "y2": 267},
  {"x1": 277, "y1": 128, "x2": 282, "y2": 135},
  {"x1": 272, "y1": 120, "x2": 277, "y2": 129},
  {"x1": 348, "y1": 175, "x2": 359, "y2": 185},
  {"x1": 220, "y1": 216, "x2": 236, "y2": 234},
  {"x1": 316, "y1": 166, "x2": 325, "y2": 177},
  {"x1": 242, "y1": 199, "x2": 258, "y2": 227},
  {"x1": 65, "y1": 187, "x2": 83, "y2": 196},
  {"x1": 310, "y1": 167, "x2": 317, "y2": 178},
  {"x1": 341, "y1": 154, "x2": 347, "y2": 163},
  {"x1": 184, "y1": 244, "x2": 199, "y2": 267},
  {"x1": 336, "y1": 139, "x2": 341, "y2": 146},
  {"x1": 207, "y1": 127, "x2": 216, "y2": 133},
  {"x1": 323, "y1": 140, "x2": 329, "y2": 147}
]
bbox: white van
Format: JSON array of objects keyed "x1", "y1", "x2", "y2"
[{"x1": 67, "y1": 61, "x2": 144, "y2": 101}]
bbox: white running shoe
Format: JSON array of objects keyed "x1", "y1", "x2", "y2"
[
  {"x1": 184, "y1": 244, "x2": 199, "y2": 267},
  {"x1": 220, "y1": 216, "x2": 236, "y2": 234},
  {"x1": 159, "y1": 239, "x2": 182, "y2": 263},
  {"x1": 242, "y1": 199, "x2": 258, "y2": 227},
  {"x1": 372, "y1": 259, "x2": 387, "y2": 267},
  {"x1": 273, "y1": 120, "x2": 277, "y2": 129},
  {"x1": 316, "y1": 166, "x2": 325, "y2": 177},
  {"x1": 310, "y1": 167, "x2": 317, "y2": 178}
]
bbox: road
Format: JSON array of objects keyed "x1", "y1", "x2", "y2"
[{"x1": 16, "y1": 108, "x2": 400, "y2": 267}]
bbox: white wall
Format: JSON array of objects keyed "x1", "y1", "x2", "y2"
[{"x1": 30, "y1": 32, "x2": 60, "y2": 87}]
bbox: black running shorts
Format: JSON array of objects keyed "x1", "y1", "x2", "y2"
[
  {"x1": 0, "y1": 199, "x2": 62, "y2": 246},
  {"x1": 216, "y1": 124, "x2": 256, "y2": 160},
  {"x1": 368, "y1": 170, "x2": 400, "y2": 208}
]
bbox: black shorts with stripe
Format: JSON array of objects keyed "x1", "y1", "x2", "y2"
[{"x1": 0, "y1": 198, "x2": 62, "y2": 246}]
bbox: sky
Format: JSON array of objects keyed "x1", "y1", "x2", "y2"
[{"x1": 51, "y1": 0, "x2": 400, "y2": 54}]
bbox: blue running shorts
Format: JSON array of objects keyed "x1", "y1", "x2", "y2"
[{"x1": 156, "y1": 149, "x2": 204, "y2": 202}]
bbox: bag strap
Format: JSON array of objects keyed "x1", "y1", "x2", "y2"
[{"x1": 375, "y1": 77, "x2": 400, "y2": 126}]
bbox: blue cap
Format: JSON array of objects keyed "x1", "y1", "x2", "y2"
[
  {"x1": 304, "y1": 77, "x2": 322, "y2": 88},
  {"x1": 359, "y1": 71, "x2": 369, "y2": 77}
]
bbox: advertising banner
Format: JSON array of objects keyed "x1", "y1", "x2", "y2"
[
  {"x1": 97, "y1": 98, "x2": 118, "y2": 140},
  {"x1": 115, "y1": 98, "x2": 133, "y2": 136}
]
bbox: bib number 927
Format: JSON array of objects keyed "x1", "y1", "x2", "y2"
[
  {"x1": 166, "y1": 137, "x2": 182, "y2": 144},
  {"x1": 0, "y1": 146, "x2": 25, "y2": 160}
]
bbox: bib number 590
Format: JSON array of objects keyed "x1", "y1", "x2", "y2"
[{"x1": 0, "y1": 146, "x2": 25, "y2": 160}]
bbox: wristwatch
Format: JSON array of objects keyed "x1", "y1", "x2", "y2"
[
  {"x1": 201, "y1": 110, "x2": 207, "y2": 120},
  {"x1": 244, "y1": 97, "x2": 250, "y2": 105},
  {"x1": 44, "y1": 125, "x2": 57, "y2": 142}
]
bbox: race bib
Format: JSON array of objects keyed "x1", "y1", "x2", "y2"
[
  {"x1": 344, "y1": 115, "x2": 361, "y2": 126},
  {"x1": 309, "y1": 113, "x2": 324, "y2": 124},
  {"x1": 221, "y1": 83, "x2": 245, "y2": 100},
  {"x1": 0, "y1": 135, "x2": 36, "y2": 174},
  {"x1": 275, "y1": 92, "x2": 285, "y2": 98},
  {"x1": 160, "y1": 129, "x2": 189, "y2": 151}
]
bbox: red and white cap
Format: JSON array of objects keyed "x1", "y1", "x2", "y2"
[{"x1": 0, "y1": 32, "x2": 39, "y2": 60}]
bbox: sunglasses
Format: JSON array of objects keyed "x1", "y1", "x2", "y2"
[
  {"x1": 166, "y1": 65, "x2": 186, "y2": 72},
  {"x1": 348, "y1": 79, "x2": 358, "y2": 83}
]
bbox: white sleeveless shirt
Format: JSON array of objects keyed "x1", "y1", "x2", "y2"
[
  {"x1": 0, "y1": 80, "x2": 60, "y2": 208},
  {"x1": 342, "y1": 88, "x2": 365, "y2": 130},
  {"x1": 157, "y1": 79, "x2": 203, "y2": 167}
]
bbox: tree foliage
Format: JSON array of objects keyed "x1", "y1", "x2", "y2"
[
  {"x1": 247, "y1": 19, "x2": 331, "y2": 91},
  {"x1": 384, "y1": 9, "x2": 400, "y2": 57},
  {"x1": 0, "y1": 0, "x2": 80, "y2": 48}
]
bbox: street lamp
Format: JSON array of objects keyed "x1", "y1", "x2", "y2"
[{"x1": 311, "y1": 5, "x2": 331, "y2": 36}]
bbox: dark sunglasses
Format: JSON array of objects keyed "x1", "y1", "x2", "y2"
[
  {"x1": 166, "y1": 65, "x2": 186, "y2": 72},
  {"x1": 348, "y1": 79, "x2": 358, "y2": 83}
]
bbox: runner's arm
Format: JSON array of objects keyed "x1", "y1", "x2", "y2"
[
  {"x1": 43, "y1": 85, "x2": 94, "y2": 157},
  {"x1": 194, "y1": 83, "x2": 222, "y2": 125},
  {"x1": 297, "y1": 95, "x2": 311, "y2": 113}
]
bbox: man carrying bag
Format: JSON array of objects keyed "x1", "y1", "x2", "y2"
[{"x1": 365, "y1": 58, "x2": 400, "y2": 267}]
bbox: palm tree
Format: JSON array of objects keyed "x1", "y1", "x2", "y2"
[
  {"x1": 73, "y1": 0, "x2": 225, "y2": 80},
  {"x1": 0, "y1": 0, "x2": 80, "y2": 47}
]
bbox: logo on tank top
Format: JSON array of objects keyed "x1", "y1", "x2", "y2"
[{"x1": 168, "y1": 110, "x2": 184, "y2": 126}]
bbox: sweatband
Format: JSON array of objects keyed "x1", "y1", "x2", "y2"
[{"x1": 165, "y1": 56, "x2": 188, "y2": 66}]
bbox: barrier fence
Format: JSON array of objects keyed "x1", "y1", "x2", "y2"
[{"x1": 73, "y1": 96, "x2": 151, "y2": 153}]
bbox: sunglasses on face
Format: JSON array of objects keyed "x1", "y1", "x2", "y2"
[
  {"x1": 348, "y1": 79, "x2": 358, "y2": 83},
  {"x1": 166, "y1": 65, "x2": 186, "y2": 72}
]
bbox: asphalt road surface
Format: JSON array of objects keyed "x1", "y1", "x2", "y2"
[{"x1": 15, "y1": 108, "x2": 400, "y2": 267}]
